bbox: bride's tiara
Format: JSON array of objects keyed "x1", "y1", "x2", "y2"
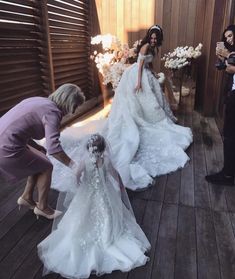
[{"x1": 150, "y1": 25, "x2": 162, "y2": 32}]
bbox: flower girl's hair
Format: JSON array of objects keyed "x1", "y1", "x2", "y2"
[{"x1": 86, "y1": 133, "x2": 106, "y2": 157}]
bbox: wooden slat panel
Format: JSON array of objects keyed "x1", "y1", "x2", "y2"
[
  {"x1": 48, "y1": 0, "x2": 88, "y2": 15},
  {"x1": 0, "y1": 30, "x2": 41, "y2": 39},
  {"x1": 0, "y1": 54, "x2": 39, "y2": 64},
  {"x1": 52, "y1": 58, "x2": 88, "y2": 67},
  {"x1": 50, "y1": 33, "x2": 85, "y2": 41},
  {"x1": 55, "y1": 77, "x2": 90, "y2": 88},
  {"x1": 0, "y1": 0, "x2": 43, "y2": 117},
  {"x1": 0, "y1": 24, "x2": 39, "y2": 35},
  {"x1": 178, "y1": 0, "x2": 189, "y2": 46},
  {"x1": 0, "y1": 38, "x2": 40, "y2": 47},
  {"x1": 0, "y1": 71, "x2": 41, "y2": 85},
  {"x1": 49, "y1": 26, "x2": 88, "y2": 36},
  {"x1": 2, "y1": 0, "x2": 37, "y2": 7},
  {"x1": 54, "y1": 63, "x2": 87, "y2": 74},
  {"x1": 162, "y1": 0, "x2": 172, "y2": 54},
  {"x1": 131, "y1": 0, "x2": 139, "y2": 44},
  {"x1": 55, "y1": 74, "x2": 91, "y2": 87},
  {"x1": 138, "y1": 0, "x2": 147, "y2": 40},
  {"x1": 0, "y1": 79, "x2": 42, "y2": 95},
  {"x1": 47, "y1": 5, "x2": 88, "y2": 20},
  {"x1": 0, "y1": 0, "x2": 93, "y2": 115},
  {"x1": 54, "y1": 70, "x2": 89, "y2": 81},
  {"x1": 49, "y1": 19, "x2": 85, "y2": 30},
  {"x1": 40, "y1": 46, "x2": 87, "y2": 54},
  {"x1": 48, "y1": 12, "x2": 85, "y2": 25},
  {"x1": 0, "y1": 64, "x2": 40, "y2": 75},
  {"x1": 0, "y1": 58, "x2": 38, "y2": 68},
  {"x1": 0, "y1": 11, "x2": 39, "y2": 24},
  {"x1": 186, "y1": 0, "x2": 197, "y2": 46},
  {"x1": 52, "y1": 52, "x2": 88, "y2": 60},
  {"x1": 170, "y1": 0, "x2": 180, "y2": 50},
  {"x1": 0, "y1": 3, "x2": 37, "y2": 15}
]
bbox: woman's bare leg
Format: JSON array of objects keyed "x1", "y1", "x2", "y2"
[
  {"x1": 36, "y1": 165, "x2": 54, "y2": 214},
  {"x1": 21, "y1": 174, "x2": 38, "y2": 204}
]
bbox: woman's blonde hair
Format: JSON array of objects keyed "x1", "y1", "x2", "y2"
[{"x1": 49, "y1": 83, "x2": 85, "y2": 114}]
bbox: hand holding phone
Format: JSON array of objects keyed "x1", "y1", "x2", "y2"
[{"x1": 217, "y1": 41, "x2": 225, "y2": 49}]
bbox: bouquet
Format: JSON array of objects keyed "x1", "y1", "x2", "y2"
[{"x1": 162, "y1": 43, "x2": 203, "y2": 70}]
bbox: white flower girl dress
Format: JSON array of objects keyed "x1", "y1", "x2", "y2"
[{"x1": 37, "y1": 135, "x2": 150, "y2": 279}]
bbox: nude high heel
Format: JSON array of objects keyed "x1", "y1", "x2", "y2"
[
  {"x1": 33, "y1": 206, "x2": 62, "y2": 220},
  {"x1": 17, "y1": 196, "x2": 36, "y2": 210}
]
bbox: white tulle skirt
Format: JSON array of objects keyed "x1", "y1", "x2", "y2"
[
  {"x1": 38, "y1": 154, "x2": 150, "y2": 279},
  {"x1": 102, "y1": 63, "x2": 193, "y2": 190}
]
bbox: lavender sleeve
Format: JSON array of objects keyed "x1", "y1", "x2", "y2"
[{"x1": 42, "y1": 112, "x2": 63, "y2": 155}]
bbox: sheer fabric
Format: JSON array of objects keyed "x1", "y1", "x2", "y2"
[
  {"x1": 46, "y1": 52, "x2": 192, "y2": 191},
  {"x1": 102, "y1": 53, "x2": 193, "y2": 190},
  {"x1": 38, "y1": 142, "x2": 150, "y2": 279}
]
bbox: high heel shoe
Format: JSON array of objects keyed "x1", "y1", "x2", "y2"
[
  {"x1": 33, "y1": 206, "x2": 62, "y2": 220},
  {"x1": 17, "y1": 196, "x2": 36, "y2": 210}
]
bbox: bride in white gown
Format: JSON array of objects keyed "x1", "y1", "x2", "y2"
[
  {"x1": 38, "y1": 134, "x2": 150, "y2": 279},
  {"x1": 103, "y1": 25, "x2": 193, "y2": 190}
]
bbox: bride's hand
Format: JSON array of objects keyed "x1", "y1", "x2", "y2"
[{"x1": 135, "y1": 83, "x2": 142, "y2": 93}]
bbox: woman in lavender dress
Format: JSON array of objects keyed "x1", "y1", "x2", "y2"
[{"x1": 0, "y1": 83, "x2": 85, "y2": 219}]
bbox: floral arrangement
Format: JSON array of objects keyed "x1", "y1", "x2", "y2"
[
  {"x1": 162, "y1": 43, "x2": 203, "y2": 69},
  {"x1": 90, "y1": 34, "x2": 139, "y2": 89}
]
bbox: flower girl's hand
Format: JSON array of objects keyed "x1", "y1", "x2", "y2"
[{"x1": 70, "y1": 161, "x2": 85, "y2": 185}]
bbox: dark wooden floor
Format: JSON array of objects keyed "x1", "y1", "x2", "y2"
[{"x1": 1, "y1": 88, "x2": 235, "y2": 279}]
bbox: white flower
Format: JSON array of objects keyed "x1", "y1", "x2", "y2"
[
  {"x1": 162, "y1": 43, "x2": 203, "y2": 69},
  {"x1": 91, "y1": 34, "x2": 138, "y2": 89}
]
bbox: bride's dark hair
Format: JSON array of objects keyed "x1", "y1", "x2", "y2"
[
  {"x1": 86, "y1": 133, "x2": 106, "y2": 154},
  {"x1": 137, "y1": 25, "x2": 163, "y2": 56}
]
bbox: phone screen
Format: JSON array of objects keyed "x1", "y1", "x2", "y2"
[{"x1": 217, "y1": 42, "x2": 225, "y2": 48}]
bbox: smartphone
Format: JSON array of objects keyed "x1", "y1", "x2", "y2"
[{"x1": 217, "y1": 41, "x2": 225, "y2": 49}]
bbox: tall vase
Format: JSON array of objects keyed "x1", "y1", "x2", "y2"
[{"x1": 98, "y1": 72, "x2": 114, "y2": 106}]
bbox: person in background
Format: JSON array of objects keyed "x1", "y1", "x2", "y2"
[
  {"x1": 206, "y1": 25, "x2": 235, "y2": 185},
  {"x1": 0, "y1": 83, "x2": 85, "y2": 219}
]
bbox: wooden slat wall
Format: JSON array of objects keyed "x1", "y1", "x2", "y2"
[
  {"x1": 0, "y1": 0, "x2": 44, "y2": 113},
  {"x1": 0, "y1": 0, "x2": 96, "y2": 116},
  {"x1": 94, "y1": 0, "x2": 155, "y2": 48},
  {"x1": 93, "y1": 0, "x2": 235, "y2": 115},
  {"x1": 47, "y1": 0, "x2": 93, "y2": 99}
]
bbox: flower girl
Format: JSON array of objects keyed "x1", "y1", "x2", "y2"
[{"x1": 37, "y1": 134, "x2": 150, "y2": 279}]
